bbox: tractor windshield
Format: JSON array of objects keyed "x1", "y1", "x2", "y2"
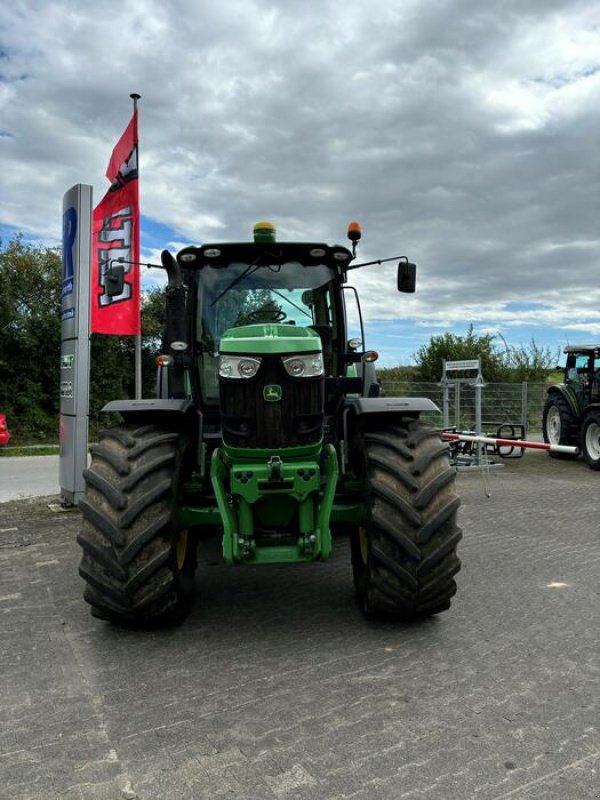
[{"x1": 196, "y1": 261, "x2": 338, "y2": 404}]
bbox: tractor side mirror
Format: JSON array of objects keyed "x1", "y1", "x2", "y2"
[
  {"x1": 106, "y1": 264, "x2": 125, "y2": 297},
  {"x1": 397, "y1": 261, "x2": 416, "y2": 293}
]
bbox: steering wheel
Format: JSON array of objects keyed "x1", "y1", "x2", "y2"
[{"x1": 246, "y1": 309, "x2": 287, "y2": 322}]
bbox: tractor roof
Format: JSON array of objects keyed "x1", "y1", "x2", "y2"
[
  {"x1": 176, "y1": 241, "x2": 353, "y2": 269},
  {"x1": 563, "y1": 344, "x2": 600, "y2": 355}
]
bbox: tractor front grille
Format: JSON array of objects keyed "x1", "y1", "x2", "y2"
[{"x1": 220, "y1": 355, "x2": 324, "y2": 449}]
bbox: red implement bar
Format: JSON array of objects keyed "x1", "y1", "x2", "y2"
[{"x1": 441, "y1": 432, "x2": 578, "y2": 455}]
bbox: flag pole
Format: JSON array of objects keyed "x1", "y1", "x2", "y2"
[{"x1": 130, "y1": 92, "x2": 142, "y2": 399}]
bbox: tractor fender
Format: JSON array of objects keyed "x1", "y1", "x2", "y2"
[
  {"x1": 343, "y1": 397, "x2": 440, "y2": 470},
  {"x1": 102, "y1": 398, "x2": 193, "y2": 414},
  {"x1": 346, "y1": 397, "x2": 440, "y2": 416},
  {"x1": 101, "y1": 398, "x2": 195, "y2": 425},
  {"x1": 546, "y1": 385, "x2": 579, "y2": 418},
  {"x1": 345, "y1": 396, "x2": 439, "y2": 419}
]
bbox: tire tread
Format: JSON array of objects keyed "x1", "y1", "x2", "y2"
[
  {"x1": 77, "y1": 423, "x2": 195, "y2": 626},
  {"x1": 352, "y1": 417, "x2": 462, "y2": 620}
]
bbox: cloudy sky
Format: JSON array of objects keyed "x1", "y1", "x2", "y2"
[{"x1": 1, "y1": 0, "x2": 599, "y2": 366}]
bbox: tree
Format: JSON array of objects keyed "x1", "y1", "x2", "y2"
[
  {"x1": 89, "y1": 287, "x2": 165, "y2": 430},
  {"x1": 499, "y1": 337, "x2": 559, "y2": 382},
  {"x1": 377, "y1": 365, "x2": 419, "y2": 383},
  {"x1": 414, "y1": 325, "x2": 509, "y2": 382},
  {"x1": 0, "y1": 235, "x2": 167, "y2": 443},
  {"x1": 0, "y1": 236, "x2": 62, "y2": 441},
  {"x1": 413, "y1": 326, "x2": 559, "y2": 383}
]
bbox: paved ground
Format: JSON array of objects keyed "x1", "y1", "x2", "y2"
[
  {"x1": 0, "y1": 448, "x2": 598, "y2": 799},
  {"x1": 0, "y1": 455, "x2": 60, "y2": 503}
]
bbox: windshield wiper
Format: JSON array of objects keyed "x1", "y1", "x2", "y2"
[
  {"x1": 210, "y1": 259, "x2": 261, "y2": 306},
  {"x1": 270, "y1": 288, "x2": 312, "y2": 319}
]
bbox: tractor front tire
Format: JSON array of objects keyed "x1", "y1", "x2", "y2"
[
  {"x1": 581, "y1": 410, "x2": 600, "y2": 470},
  {"x1": 77, "y1": 423, "x2": 197, "y2": 626},
  {"x1": 542, "y1": 395, "x2": 578, "y2": 459},
  {"x1": 351, "y1": 418, "x2": 462, "y2": 620}
]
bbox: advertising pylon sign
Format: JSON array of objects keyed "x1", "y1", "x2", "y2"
[{"x1": 59, "y1": 184, "x2": 92, "y2": 506}]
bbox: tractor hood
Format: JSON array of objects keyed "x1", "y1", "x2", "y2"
[{"x1": 219, "y1": 324, "x2": 322, "y2": 355}]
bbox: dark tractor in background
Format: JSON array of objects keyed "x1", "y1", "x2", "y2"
[
  {"x1": 77, "y1": 222, "x2": 462, "y2": 626},
  {"x1": 543, "y1": 344, "x2": 600, "y2": 469}
]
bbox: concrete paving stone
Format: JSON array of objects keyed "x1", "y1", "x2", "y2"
[
  {"x1": 163, "y1": 740, "x2": 219, "y2": 767},
  {"x1": 127, "y1": 747, "x2": 275, "y2": 799},
  {"x1": 78, "y1": 780, "x2": 133, "y2": 800}
]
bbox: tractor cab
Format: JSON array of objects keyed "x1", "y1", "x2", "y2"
[
  {"x1": 183, "y1": 235, "x2": 354, "y2": 411},
  {"x1": 157, "y1": 222, "x2": 414, "y2": 426},
  {"x1": 562, "y1": 345, "x2": 600, "y2": 409}
]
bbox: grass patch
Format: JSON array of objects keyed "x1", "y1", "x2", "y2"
[{"x1": 0, "y1": 445, "x2": 60, "y2": 457}]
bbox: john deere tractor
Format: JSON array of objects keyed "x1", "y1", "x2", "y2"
[
  {"x1": 77, "y1": 222, "x2": 461, "y2": 626},
  {"x1": 543, "y1": 344, "x2": 600, "y2": 469}
]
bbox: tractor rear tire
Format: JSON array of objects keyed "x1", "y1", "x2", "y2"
[
  {"x1": 77, "y1": 423, "x2": 197, "y2": 626},
  {"x1": 542, "y1": 395, "x2": 578, "y2": 459},
  {"x1": 581, "y1": 410, "x2": 600, "y2": 470},
  {"x1": 351, "y1": 418, "x2": 462, "y2": 620}
]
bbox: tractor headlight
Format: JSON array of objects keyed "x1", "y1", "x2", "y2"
[
  {"x1": 282, "y1": 353, "x2": 324, "y2": 378},
  {"x1": 219, "y1": 355, "x2": 262, "y2": 379}
]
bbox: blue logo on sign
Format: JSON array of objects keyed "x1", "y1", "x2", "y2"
[
  {"x1": 62, "y1": 206, "x2": 77, "y2": 297},
  {"x1": 61, "y1": 307, "x2": 75, "y2": 321}
]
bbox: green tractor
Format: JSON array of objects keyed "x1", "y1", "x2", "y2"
[
  {"x1": 543, "y1": 344, "x2": 600, "y2": 469},
  {"x1": 77, "y1": 222, "x2": 461, "y2": 626}
]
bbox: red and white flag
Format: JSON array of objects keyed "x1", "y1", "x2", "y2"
[{"x1": 91, "y1": 111, "x2": 140, "y2": 335}]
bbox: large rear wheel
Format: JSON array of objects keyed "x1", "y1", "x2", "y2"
[
  {"x1": 77, "y1": 423, "x2": 197, "y2": 626},
  {"x1": 542, "y1": 395, "x2": 578, "y2": 459},
  {"x1": 351, "y1": 418, "x2": 461, "y2": 620}
]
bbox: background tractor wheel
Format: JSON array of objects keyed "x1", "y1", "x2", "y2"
[
  {"x1": 351, "y1": 418, "x2": 462, "y2": 620},
  {"x1": 581, "y1": 410, "x2": 600, "y2": 470},
  {"x1": 542, "y1": 395, "x2": 578, "y2": 459},
  {"x1": 77, "y1": 423, "x2": 197, "y2": 626}
]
